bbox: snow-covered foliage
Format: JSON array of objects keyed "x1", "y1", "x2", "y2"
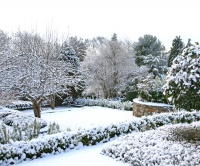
[
  {"x1": 83, "y1": 36, "x2": 136, "y2": 98},
  {"x1": 66, "y1": 36, "x2": 89, "y2": 62},
  {"x1": 102, "y1": 122, "x2": 200, "y2": 165},
  {"x1": 143, "y1": 53, "x2": 168, "y2": 79},
  {"x1": 0, "y1": 107, "x2": 65, "y2": 144},
  {"x1": 133, "y1": 34, "x2": 165, "y2": 67},
  {"x1": 70, "y1": 98, "x2": 133, "y2": 111},
  {"x1": 2, "y1": 100, "x2": 49, "y2": 110},
  {"x1": 168, "y1": 36, "x2": 185, "y2": 67},
  {"x1": 137, "y1": 74, "x2": 167, "y2": 103},
  {"x1": 61, "y1": 41, "x2": 86, "y2": 98},
  {"x1": 0, "y1": 108, "x2": 47, "y2": 143},
  {"x1": 1, "y1": 110, "x2": 200, "y2": 165},
  {"x1": 164, "y1": 42, "x2": 200, "y2": 110},
  {"x1": 1, "y1": 112, "x2": 46, "y2": 129},
  {"x1": 0, "y1": 31, "x2": 84, "y2": 118}
]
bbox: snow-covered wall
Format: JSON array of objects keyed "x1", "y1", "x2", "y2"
[{"x1": 133, "y1": 98, "x2": 173, "y2": 117}]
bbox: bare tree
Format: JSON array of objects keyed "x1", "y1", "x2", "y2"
[
  {"x1": 83, "y1": 35, "x2": 136, "y2": 98},
  {"x1": 0, "y1": 30, "x2": 17, "y2": 105},
  {"x1": 0, "y1": 30, "x2": 82, "y2": 118}
]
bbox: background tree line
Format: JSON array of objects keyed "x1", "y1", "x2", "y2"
[{"x1": 0, "y1": 29, "x2": 192, "y2": 117}]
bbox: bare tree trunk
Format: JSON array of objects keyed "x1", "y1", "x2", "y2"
[
  {"x1": 32, "y1": 100, "x2": 41, "y2": 118},
  {"x1": 49, "y1": 94, "x2": 55, "y2": 109},
  {"x1": 27, "y1": 95, "x2": 42, "y2": 118}
]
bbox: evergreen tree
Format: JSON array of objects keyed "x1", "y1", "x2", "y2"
[
  {"x1": 61, "y1": 41, "x2": 85, "y2": 99},
  {"x1": 133, "y1": 34, "x2": 165, "y2": 67},
  {"x1": 67, "y1": 36, "x2": 89, "y2": 61},
  {"x1": 185, "y1": 38, "x2": 192, "y2": 48},
  {"x1": 164, "y1": 42, "x2": 200, "y2": 111},
  {"x1": 168, "y1": 36, "x2": 184, "y2": 67},
  {"x1": 111, "y1": 33, "x2": 117, "y2": 41}
]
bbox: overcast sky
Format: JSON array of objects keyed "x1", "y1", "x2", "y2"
[{"x1": 0, "y1": 0, "x2": 200, "y2": 48}]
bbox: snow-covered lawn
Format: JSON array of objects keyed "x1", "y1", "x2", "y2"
[
  {"x1": 22, "y1": 106, "x2": 135, "y2": 131},
  {"x1": 17, "y1": 140, "x2": 129, "y2": 166},
  {"x1": 2, "y1": 106, "x2": 200, "y2": 166},
  {"x1": 15, "y1": 106, "x2": 133, "y2": 166}
]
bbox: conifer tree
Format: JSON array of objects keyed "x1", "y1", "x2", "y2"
[
  {"x1": 168, "y1": 36, "x2": 184, "y2": 67},
  {"x1": 133, "y1": 34, "x2": 165, "y2": 67},
  {"x1": 164, "y1": 42, "x2": 200, "y2": 111}
]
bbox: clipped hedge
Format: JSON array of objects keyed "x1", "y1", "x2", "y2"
[
  {"x1": 1, "y1": 110, "x2": 200, "y2": 165},
  {"x1": 71, "y1": 98, "x2": 133, "y2": 111},
  {"x1": 3, "y1": 101, "x2": 49, "y2": 110}
]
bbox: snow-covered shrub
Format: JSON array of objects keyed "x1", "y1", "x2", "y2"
[
  {"x1": 0, "y1": 120, "x2": 41, "y2": 144},
  {"x1": 101, "y1": 123, "x2": 200, "y2": 165},
  {"x1": 3, "y1": 101, "x2": 33, "y2": 110},
  {"x1": 3, "y1": 100, "x2": 49, "y2": 110},
  {"x1": 164, "y1": 43, "x2": 200, "y2": 111},
  {"x1": 2, "y1": 112, "x2": 47, "y2": 128},
  {"x1": 0, "y1": 107, "x2": 63, "y2": 146},
  {"x1": 168, "y1": 124, "x2": 200, "y2": 142},
  {"x1": 137, "y1": 74, "x2": 167, "y2": 103},
  {"x1": 72, "y1": 98, "x2": 132, "y2": 110},
  {"x1": 47, "y1": 122, "x2": 61, "y2": 135},
  {"x1": 0, "y1": 122, "x2": 11, "y2": 144}
]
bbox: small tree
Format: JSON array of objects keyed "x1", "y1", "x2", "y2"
[
  {"x1": 164, "y1": 42, "x2": 200, "y2": 110},
  {"x1": 168, "y1": 36, "x2": 184, "y2": 67}
]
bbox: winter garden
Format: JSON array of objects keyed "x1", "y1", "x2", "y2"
[{"x1": 0, "y1": 30, "x2": 200, "y2": 165}]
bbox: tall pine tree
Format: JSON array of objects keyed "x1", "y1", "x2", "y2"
[
  {"x1": 168, "y1": 36, "x2": 184, "y2": 67},
  {"x1": 133, "y1": 34, "x2": 165, "y2": 67}
]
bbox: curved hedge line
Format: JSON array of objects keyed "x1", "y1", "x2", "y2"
[{"x1": 1, "y1": 110, "x2": 200, "y2": 165}]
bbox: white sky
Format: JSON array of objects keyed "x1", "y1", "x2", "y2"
[{"x1": 0, "y1": 0, "x2": 200, "y2": 48}]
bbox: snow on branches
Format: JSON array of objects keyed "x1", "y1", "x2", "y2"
[{"x1": 164, "y1": 42, "x2": 200, "y2": 110}]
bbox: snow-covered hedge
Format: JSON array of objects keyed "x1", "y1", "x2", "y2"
[
  {"x1": 101, "y1": 122, "x2": 200, "y2": 165},
  {"x1": 1, "y1": 110, "x2": 200, "y2": 165},
  {"x1": 70, "y1": 98, "x2": 133, "y2": 111},
  {"x1": 3, "y1": 100, "x2": 49, "y2": 110},
  {"x1": 3, "y1": 101, "x2": 33, "y2": 110}
]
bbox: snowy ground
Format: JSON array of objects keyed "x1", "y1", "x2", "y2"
[
  {"x1": 17, "y1": 140, "x2": 129, "y2": 166},
  {"x1": 22, "y1": 106, "x2": 135, "y2": 131},
  {"x1": 8, "y1": 106, "x2": 200, "y2": 166},
  {"x1": 16, "y1": 106, "x2": 133, "y2": 166}
]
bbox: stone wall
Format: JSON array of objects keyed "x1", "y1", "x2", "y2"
[{"x1": 133, "y1": 98, "x2": 173, "y2": 117}]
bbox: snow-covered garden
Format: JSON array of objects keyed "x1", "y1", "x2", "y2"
[
  {"x1": 1, "y1": 21, "x2": 200, "y2": 166},
  {"x1": 1, "y1": 104, "x2": 200, "y2": 165}
]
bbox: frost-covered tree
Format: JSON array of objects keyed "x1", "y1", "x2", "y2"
[
  {"x1": 0, "y1": 30, "x2": 82, "y2": 118},
  {"x1": 60, "y1": 41, "x2": 86, "y2": 99},
  {"x1": 83, "y1": 35, "x2": 135, "y2": 98},
  {"x1": 0, "y1": 30, "x2": 16, "y2": 104},
  {"x1": 133, "y1": 34, "x2": 165, "y2": 67},
  {"x1": 168, "y1": 36, "x2": 184, "y2": 67},
  {"x1": 67, "y1": 36, "x2": 89, "y2": 61},
  {"x1": 143, "y1": 53, "x2": 168, "y2": 79},
  {"x1": 164, "y1": 42, "x2": 200, "y2": 110}
]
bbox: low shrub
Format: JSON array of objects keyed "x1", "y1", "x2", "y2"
[
  {"x1": 71, "y1": 98, "x2": 133, "y2": 111},
  {"x1": 168, "y1": 125, "x2": 200, "y2": 142},
  {"x1": 137, "y1": 75, "x2": 167, "y2": 103}
]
